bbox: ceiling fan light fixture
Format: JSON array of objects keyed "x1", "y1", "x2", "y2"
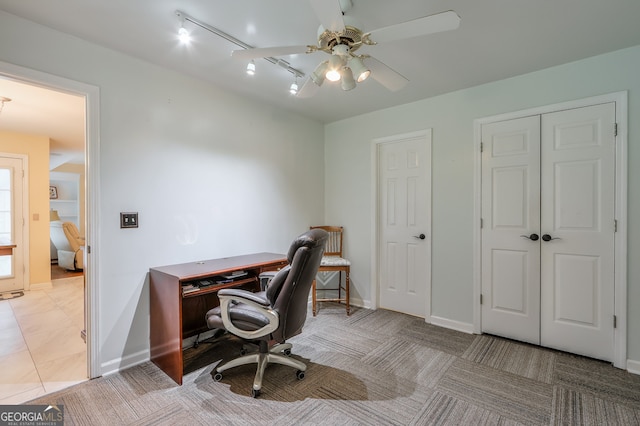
[
  {"x1": 348, "y1": 56, "x2": 370, "y2": 82},
  {"x1": 341, "y1": 67, "x2": 356, "y2": 91},
  {"x1": 326, "y1": 54, "x2": 344, "y2": 82},
  {"x1": 311, "y1": 61, "x2": 328, "y2": 86},
  {"x1": 246, "y1": 60, "x2": 256, "y2": 76}
]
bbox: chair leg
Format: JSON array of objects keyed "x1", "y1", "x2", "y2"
[
  {"x1": 214, "y1": 340, "x2": 306, "y2": 396},
  {"x1": 345, "y1": 267, "x2": 350, "y2": 315},
  {"x1": 312, "y1": 278, "x2": 317, "y2": 316}
]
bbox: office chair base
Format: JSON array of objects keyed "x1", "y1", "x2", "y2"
[{"x1": 213, "y1": 341, "x2": 306, "y2": 397}]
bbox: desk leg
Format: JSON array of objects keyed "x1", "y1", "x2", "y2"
[{"x1": 312, "y1": 279, "x2": 317, "y2": 316}]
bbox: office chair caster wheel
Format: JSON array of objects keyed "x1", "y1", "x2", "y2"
[
  {"x1": 213, "y1": 372, "x2": 223, "y2": 382},
  {"x1": 283, "y1": 348, "x2": 292, "y2": 356},
  {"x1": 296, "y1": 370, "x2": 305, "y2": 380},
  {"x1": 251, "y1": 388, "x2": 260, "y2": 398}
]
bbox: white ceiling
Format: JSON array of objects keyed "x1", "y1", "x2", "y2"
[{"x1": 1, "y1": 0, "x2": 640, "y2": 158}]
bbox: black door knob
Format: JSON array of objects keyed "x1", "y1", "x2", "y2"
[
  {"x1": 413, "y1": 233, "x2": 426, "y2": 240},
  {"x1": 542, "y1": 234, "x2": 551, "y2": 241}
]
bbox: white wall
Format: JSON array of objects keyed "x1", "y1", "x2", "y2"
[
  {"x1": 0, "y1": 11, "x2": 325, "y2": 374},
  {"x1": 325, "y1": 45, "x2": 640, "y2": 364}
]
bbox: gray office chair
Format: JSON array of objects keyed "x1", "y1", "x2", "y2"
[{"x1": 205, "y1": 228, "x2": 328, "y2": 397}]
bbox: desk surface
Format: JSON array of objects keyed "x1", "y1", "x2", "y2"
[
  {"x1": 149, "y1": 251, "x2": 288, "y2": 385},
  {"x1": 150, "y1": 252, "x2": 286, "y2": 281}
]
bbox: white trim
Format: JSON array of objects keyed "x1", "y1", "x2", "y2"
[
  {"x1": 627, "y1": 359, "x2": 640, "y2": 376},
  {"x1": 100, "y1": 349, "x2": 149, "y2": 377},
  {"x1": 371, "y1": 130, "x2": 432, "y2": 318},
  {"x1": 430, "y1": 316, "x2": 475, "y2": 334},
  {"x1": 473, "y1": 91, "x2": 628, "y2": 369},
  {"x1": 0, "y1": 60, "x2": 101, "y2": 378}
]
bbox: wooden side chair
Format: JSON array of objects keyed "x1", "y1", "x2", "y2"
[{"x1": 310, "y1": 226, "x2": 351, "y2": 315}]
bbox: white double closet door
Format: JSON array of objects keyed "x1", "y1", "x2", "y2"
[{"x1": 481, "y1": 102, "x2": 616, "y2": 362}]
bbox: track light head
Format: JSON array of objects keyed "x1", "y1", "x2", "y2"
[{"x1": 246, "y1": 60, "x2": 256, "y2": 76}]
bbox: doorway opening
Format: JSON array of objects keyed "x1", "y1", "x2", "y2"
[{"x1": 0, "y1": 60, "x2": 100, "y2": 401}]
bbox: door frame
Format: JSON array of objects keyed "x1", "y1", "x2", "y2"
[
  {"x1": 371, "y1": 129, "x2": 432, "y2": 319},
  {"x1": 0, "y1": 60, "x2": 102, "y2": 379},
  {"x1": 473, "y1": 92, "x2": 628, "y2": 369}
]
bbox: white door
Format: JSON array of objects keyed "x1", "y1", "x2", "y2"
[
  {"x1": 377, "y1": 130, "x2": 431, "y2": 317},
  {"x1": 481, "y1": 103, "x2": 616, "y2": 362},
  {"x1": 0, "y1": 156, "x2": 25, "y2": 293},
  {"x1": 481, "y1": 115, "x2": 541, "y2": 345},
  {"x1": 540, "y1": 103, "x2": 616, "y2": 361}
]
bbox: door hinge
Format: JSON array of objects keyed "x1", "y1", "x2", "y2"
[
  {"x1": 614, "y1": 315, "x2": 617, "y2": 329},
  {"x1": 480, "y1": 218, "x2": 483, "y2": 229},
  {"x1": 614, "y1": 219, "x2": 618, "y2": 232},
  {"x1": 480, "y1": 294, "x2": 483, "y2": 305},
  {"x1": 614, "y1": 123, "x2": 618, "y2": 137},
  {"x1": 480, "y1": 142, "x2": 484, "y2": 153},
  {"x1": 87, "y1": 245, "x2": 91, "y2": 254}
]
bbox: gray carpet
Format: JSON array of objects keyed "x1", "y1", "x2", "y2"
[{"x1": 29, "y1": 304, "x2": 640, "y2": 425}]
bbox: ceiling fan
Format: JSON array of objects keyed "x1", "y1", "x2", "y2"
[{"x1": 231, "y1": 0, "x2": 460, "y2": 97}]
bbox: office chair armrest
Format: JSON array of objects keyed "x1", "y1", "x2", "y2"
[
  {"x1": 218, "y1": 292, "x2": 279, "y2": 340},
  {"x1": 218, "y1": 288, "x2": 270, "y2": 307}
]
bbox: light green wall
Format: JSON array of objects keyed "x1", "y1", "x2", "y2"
[{"x1": 325, "y1": 44, "x2": 640, "y2": 363}]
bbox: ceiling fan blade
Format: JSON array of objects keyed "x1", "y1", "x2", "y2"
[
  {"x1": 231, "y1": 45, "x2": 310, "y2": 60},
  {"x1": 309, "y1": 0, "x2": 345, "y2": 33},
  {"x1": 367, "y1": 10, "x2": 460, "y2": 44},
  {"x1": 366, "y1": 57, "x2": 409, "y2": 92},
  {"x1": 296, "y1": 78, "x2": 321, "y2": 98}
]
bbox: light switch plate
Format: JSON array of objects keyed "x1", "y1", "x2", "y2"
[{"x1": 120, "y1": 212, "x2": 138, "y2": 228}]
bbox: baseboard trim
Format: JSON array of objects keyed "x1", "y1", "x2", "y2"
[
  {"x1": 100, "y1": 349, "x2": 149, "y2": 377},
  {"x1": 627, "y1": 359, "x2": 640, "y2": 375},
  {"x1": 429, "y1": 315, "x2": 475, "y2": 334},
  {"x1": 30, "y1": 281, "x2": 53, "y2": 291}
]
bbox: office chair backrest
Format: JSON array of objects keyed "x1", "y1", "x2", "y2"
[{"x1": 270, "y1": 228, "x2": 327, "y2": 341}]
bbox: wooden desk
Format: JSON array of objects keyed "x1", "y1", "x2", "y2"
[{"x1": 149, "y1": 252, "x2": 287, "y2": 385}]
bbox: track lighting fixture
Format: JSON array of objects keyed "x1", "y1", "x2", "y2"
[
  {"x1": 176, "y1": 12, "x2": 191, "y2": 44},
  {"x1": 289, "y1": 78, "x2": 299, "y2": 95},
  {"x1": 175, "y1": 10, "x2": 305, "y2": 97},
  {"x1": 246, "y1": 60, "x2": 256, "y2": 76}
]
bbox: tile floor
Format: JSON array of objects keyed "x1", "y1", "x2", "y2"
[{"x1": 0, "y1": 276, "x2": 87, "y2": 404}]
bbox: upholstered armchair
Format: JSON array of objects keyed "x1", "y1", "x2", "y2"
[{"x1": 50, "y1": 221, "x2": 84, "y2": 271}]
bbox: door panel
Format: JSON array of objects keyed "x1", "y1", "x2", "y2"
[
  {"x1": 481, "y1": 116, "x2": 541, "y2": 344},
  {"x1": 481, "y1": 102, "x2": 615, "y2": 362},
  {"x1": 540, "y1": 103, "x2": 615, "y2": 361},
  {"x1": 378, "y1": 132, "x2": 431, "y2": 317},
  {"x1": 0, "y1": 157, "x2": 25, "y2": 293}
]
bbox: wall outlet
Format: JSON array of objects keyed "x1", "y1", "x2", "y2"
[{"x1": 120, "y1": 212, "x2": 138, "y2": 228}]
